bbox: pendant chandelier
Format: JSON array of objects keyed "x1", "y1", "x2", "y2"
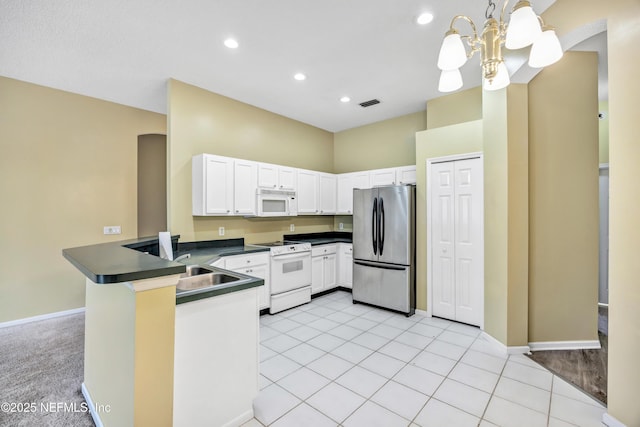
[{"x1": 437, "y1": 0, "x2": 563, "y2": 92}]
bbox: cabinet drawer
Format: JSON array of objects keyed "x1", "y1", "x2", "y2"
[
  {"x1": 312, "y1": 244, "x2": 337, "y2": 257},
  {"x1": 224, "y1": 252, "x2": 269, "y2": 269}
]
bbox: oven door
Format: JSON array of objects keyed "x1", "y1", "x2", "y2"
[{"x1": 270, "y1": 252, "x2": 312, "y2": 294}]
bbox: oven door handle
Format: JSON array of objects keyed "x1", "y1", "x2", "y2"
[{"x1": 272, "y1": 252, "x2": 310, "y2": 261}]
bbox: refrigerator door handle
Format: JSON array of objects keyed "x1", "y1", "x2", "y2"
[
  {"x1": 372, "y1": 197, "x2": 378, "y2": 255},
  {"x1": 379, "y1": 197, "x2": 385, "y2": 255},
  {"x1": 354, "y1": 260, "x2": 406, "y2": 271}
]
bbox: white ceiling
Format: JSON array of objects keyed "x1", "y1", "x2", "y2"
[{"x1": 2, "y1": 0, "x2": 605, "y2": 133}]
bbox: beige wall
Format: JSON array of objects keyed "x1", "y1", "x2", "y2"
[
  {"x1": 426, "y1": 87, "x2": 482, "y2": 129},
  {"x1": 0, "y1": 76, "x2": 166, "y2": 323},
  {"x1": 543, "y1": 1, "x2": 640, "y2": 421},
  {"x1": 333, "y1": 111, "x2": 424, "y2": 173},
  {"x1": 598, "y1": 101, "x2": 609, "y2": 164},
  {"x1": 482, "y1": 85, "x2": 530, "y2": 346},
  {"x1": 415, "y1": 120, "x2": 484, "y2": 311},
  {"x1": 167, "y1": 79, "x2": 335, "y2": 243},
  {"x1": 528, "y1": 52, "x2": 600, "y2": 343},
  {"x1": 138, "y1": 134, "x2": 167, "y2": 237}
]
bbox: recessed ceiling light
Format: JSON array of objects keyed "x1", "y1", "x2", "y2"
[
  {"x1": 417, "y1": 12, "x2": 434, "y2": 25},
  {"x1": 224, "y1": 38, "x2": 239, "y2": 49},
  {"x1": 340, "y1": 96, "x2": 351, "y2": 103},
  {"x1": 294, "y1": 73, "x2": 306, "y2": 81}
]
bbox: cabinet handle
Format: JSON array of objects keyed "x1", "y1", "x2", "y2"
[
  {"x1": 280, "y1": 185, "x2": 283, "y2": 188},
  {"x1": 246, "y1": 260, "x2": 251, "y2": 263},
  {"x1": 236, "y1": 210, "x2": 239, "y2": 213},
  {"x1": 273, "y1": 184, "x2": 277, "y2": 188},
  {"x1": 226, "y1": 209, "x2": 230, "y2": 213}
]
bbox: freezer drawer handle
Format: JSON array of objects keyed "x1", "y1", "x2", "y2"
[{"x1": 354, "y1": 260, "x2": 406, "y2": 271}]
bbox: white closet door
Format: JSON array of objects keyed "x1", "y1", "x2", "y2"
[
  {"x1": 453, "y1": 159, "x2": 483, "y2": 326},
  {"x1": 431, "y1": 162, "x2": 456, "y2": 320},
  {"x1": 430, "y1": 157, "x2": 483, "y2": 327}
]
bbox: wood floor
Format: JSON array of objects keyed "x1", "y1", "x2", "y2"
[{"x1": 528, "y1": 306, "x2": 608, "y2": 405}]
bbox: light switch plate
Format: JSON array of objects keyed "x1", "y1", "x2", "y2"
[
  {"x1": 339, "y1": 223, "x2": 344, "y2": 230},
  {"x1": 218, "y1": 227, "x2": 225, "y2": 236},
  {"x1": 290, "y1": 224, "x2": 295, "y2": 232}
]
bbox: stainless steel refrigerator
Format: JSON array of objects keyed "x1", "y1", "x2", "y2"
[{"x1": 352, "y1": 185, "x2": 416, "y2": 316}]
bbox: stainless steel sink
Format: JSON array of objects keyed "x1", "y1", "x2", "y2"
[{"x1": 177, "y1": 265, "x2": 243, "y2": 291}]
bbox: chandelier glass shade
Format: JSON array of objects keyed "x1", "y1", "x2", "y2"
[{"x1": 437, "y1": 0, "x2": 563, "y2": 92}]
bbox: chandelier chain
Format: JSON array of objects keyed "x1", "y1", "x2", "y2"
[{"x1": 485, "y1": 0, "x2": 496, "y2": 19}]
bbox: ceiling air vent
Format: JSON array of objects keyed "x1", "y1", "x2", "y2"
[{"x1": 359, "y1": 99, "x2": 381, "y2": 108}]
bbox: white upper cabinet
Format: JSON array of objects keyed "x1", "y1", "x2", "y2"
[
  {"x1": 194, "y1": 153, "x2": 415, "y2": 217},
  {"x1": 297, "y1": 169, "x2": 319, "y2": 214},
  {"x1": 396, "y1": 165, "x2": 417, "y2": 185},
  {"x1": 337, "y1": 172, "x2": 369, "y2": 215},
  {"x1": 318, "y1": 173, "x2": 337, "y2": 214},
  {"x1": 193, "y1": 154, "x2": 234, "y2": 216},
  {"x1": 233, "y1": 159, "x2": 258, "y2": 216},
  {"x1": 370, "y1": 167, "x2": 398, "y2": 187},
  {"x1": 258, "y1": 162, "x2": 297, "y2": 190}
]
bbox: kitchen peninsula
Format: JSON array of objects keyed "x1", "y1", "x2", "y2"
[{"x1": 62, "y1": 236, "x2": 264, "y2": 427}]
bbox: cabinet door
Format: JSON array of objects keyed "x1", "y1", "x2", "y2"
[
  {"x1": 297, "y1": 170, "x2": 319, "y2": 214},
  {"x1": 311, "y1": 255, "x2": 324, "y2": 294},
  {"x1": 205, "y1": 155, "x2": 234, "y2": 215},
  {"x1": 238, "y1": 264, "x2": 269, "y2": 309},
  {"x1": 318, "y1": 173, "x2": 337, "y2": 214},
  {"x1": 337, "y1": 172, "x2": 369, "y2": 214},
  {"x1": 396, "y1": 166, "x2": 417, "y2": 185},
  {"x1": 234, "y1": 160, "x2": 257, "y2": 215},
  {"x1": 278, "y1": 167, "x2": 297, "y2": 190},
  {"x1": 323, "y1": 253, "x2": 337, "y2": 289},
  {"x1": 370, "y1": 168, "x2": 397, "y2": 187},
  {"x1": 258, "y1": 163, "x2": 278, "y2": 189}
]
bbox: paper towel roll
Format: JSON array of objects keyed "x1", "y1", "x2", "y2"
[{"x1": 158, "y1": 231, "x2": 173, "y2": 261}]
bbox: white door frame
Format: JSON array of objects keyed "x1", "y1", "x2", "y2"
[{"x1": 426, "y1": 152, "x2": 484, "y2": 330}]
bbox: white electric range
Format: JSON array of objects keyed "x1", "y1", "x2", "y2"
[{"x1": 252, "y1": 241, "x2": 312, "y2": 314}]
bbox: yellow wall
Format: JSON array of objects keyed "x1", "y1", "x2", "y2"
[
  {"x1": 167, "y1": 79, "x2": 335, "y2": 243},
  {"x1": 138, "y1": 134, "x2": 168, "y2": 237},
  {"x1": 0, "y1": 76, "x2": 166, "y2": 323},
  {"x1": 415, "y1": 120, "x2": 484, "y2": 311},
  {"x1": 528, "y1": 52, "x2": 600, "y2": 343},
  {"x1": 333, "y1": 111, "x2": 424, "y2": 173}
]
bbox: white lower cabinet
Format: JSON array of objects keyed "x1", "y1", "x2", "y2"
[
  {"x1": 215, "y1": 253, "x2": 270, "y2": 309},
  {"x1": 311, "y1": 245, "x2": 337, "y2": 294},
  {"x1": 338, "y1": 243, "x2": 353, "y2": 288}
]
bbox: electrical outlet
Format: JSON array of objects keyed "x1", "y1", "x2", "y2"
[
  {"x1": 218, "y1": 227, "x2": 225, "y2": 236},
  {"x1": 339, "y1": 223, "x2": 344, "y2": 230},
  {"x1": 290, "y1": 224, "x2": 295, "y2": 232},
  {"x1": 103, "y1": 226, "x2": 121, "y2": 235}
]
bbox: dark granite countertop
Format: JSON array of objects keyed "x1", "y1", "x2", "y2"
[
  {"x1": 283, "y1": 231, "x2": 352, "y2": 246},
  {"x1": 174, "y1": 238, "x2": 269, "y2": 266},
  {"x1": 63, "y1": 236, "x2": 186, "y2": 284}
]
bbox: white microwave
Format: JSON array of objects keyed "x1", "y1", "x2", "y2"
[{"x1": 256, "y1": 188, "x2": 298, "y2": 217}]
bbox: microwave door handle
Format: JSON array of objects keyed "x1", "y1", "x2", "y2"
[
  {"x1": 372, "y1": 197, "x2": 378, "y2": 255},
  {"x1": 379, "y1": 197, "x2": 385, "y2": 255}
]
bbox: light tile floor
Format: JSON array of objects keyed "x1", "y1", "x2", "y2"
[{"x1": 244, "y1": 291, "x2": 606, "y2": 427}]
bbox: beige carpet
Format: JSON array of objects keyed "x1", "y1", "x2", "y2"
[{"x1": 0, "y1": 313, "x2": 94, "y2": 427}]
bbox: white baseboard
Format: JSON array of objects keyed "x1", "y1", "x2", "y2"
[
  {"x1": 414, "y1": 309, "x2": 429, "y2": 317},
  {"x1": 603, "y1": 413, "x2": 627, "y2": 427},
  {"x1": 222, "y1": 408, "x2": 254, "y2": 427},
  {"x1": 0, "y1": 307, "x2": 85, "y2": 329},
  {"x1": 529, "y1": 340, "x2": 601, "y2": 351},
  {"x1": 507, "y1": 345, "x2": 531, "y2": 355},
  {"x1": 81, "y1": 383, "x2": 104, "y2": 427},
  {"x1": 481, "y1": 332, "x2": 531, "y2": 355}
]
